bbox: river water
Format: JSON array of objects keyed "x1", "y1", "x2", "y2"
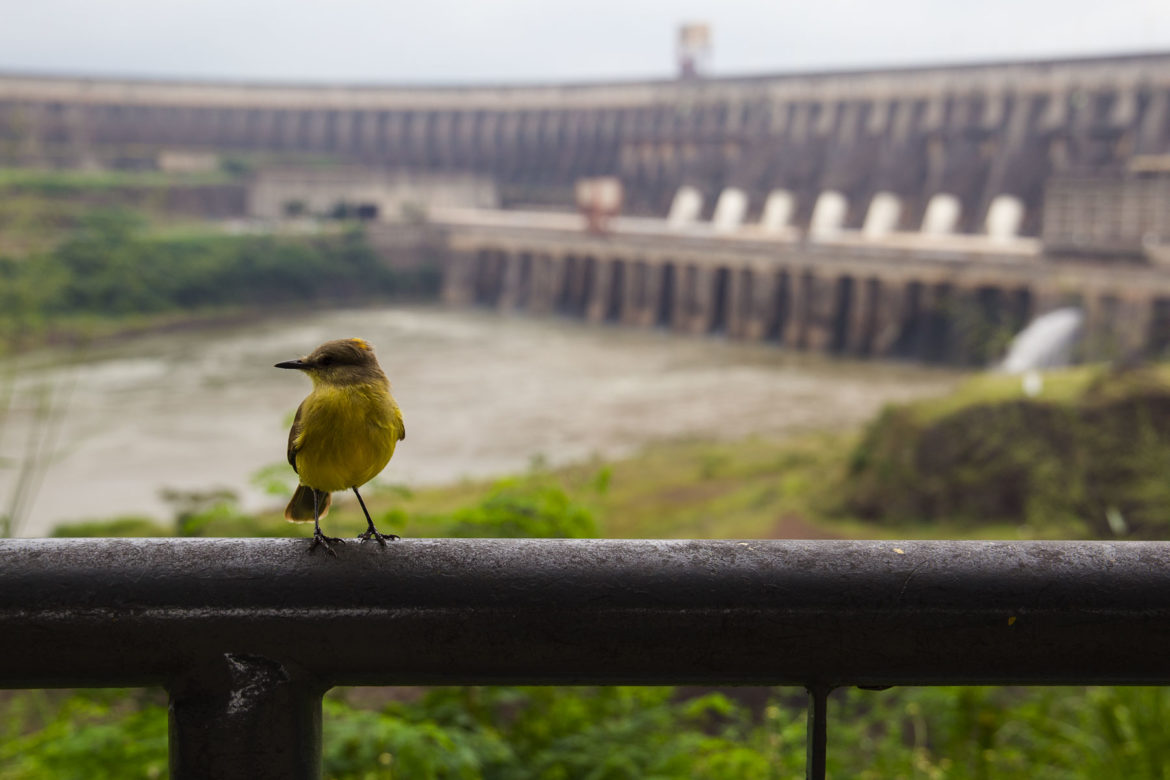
[{"x1": 1, "y1": 305, "x2": 960, "y2": 536}]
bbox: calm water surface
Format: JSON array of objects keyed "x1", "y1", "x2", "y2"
[{"x1": 1, "y1": 306, "x2": 961, "y2": 536}]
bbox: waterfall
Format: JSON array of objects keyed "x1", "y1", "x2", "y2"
[{"x1": 999, "y1": 307, "x2": 1084, "y2": 374}]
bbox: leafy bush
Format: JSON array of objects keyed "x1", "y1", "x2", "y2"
[
  {"x1": 8, "y1": 685, "x2": 1170, "y2": 779},
  {"x1": 0, "y1": 208, "x2": 441, "y2": 348},
  {"x1": 841, "y1": 366, "x2": 1170, "y2": 537},
  {"x1": 438, "y1": 480, "x2": 598, "y2": 539}
]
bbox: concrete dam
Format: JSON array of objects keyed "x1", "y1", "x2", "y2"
[{"x1": 4, "y1": 52, "x2": 1170, "y2": 362}]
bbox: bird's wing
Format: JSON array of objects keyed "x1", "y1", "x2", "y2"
[{"x1": 287, "y1": 401, "x2": 305, "y2": 473}]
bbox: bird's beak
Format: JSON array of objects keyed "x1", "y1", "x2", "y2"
[{"x1": 275, "y1": 359, "x2": 309, "y2": 370}]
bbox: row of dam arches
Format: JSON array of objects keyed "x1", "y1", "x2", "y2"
[
  {"x1": 459, "y1": 249, "x2": 1049, "y2": 365},
  {"x1": 5, "y1": 60, "x2": 1168, "y2": 218}
]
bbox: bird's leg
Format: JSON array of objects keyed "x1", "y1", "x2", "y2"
[
  {"x1": 309, "y1": 489, "x2": 345, "y2": 555},
  {"x1": 354, "y1": 486, "x2": 399, "y2": 545}
]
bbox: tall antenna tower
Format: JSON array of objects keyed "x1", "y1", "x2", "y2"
[{"x1": 677, "y1": 23, "x2": 711, "y2": 80}]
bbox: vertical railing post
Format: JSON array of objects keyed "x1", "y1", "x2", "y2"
[
  {"x1": 805, "y1": 685, "x2": 830, "y2": 780},
  {"x1": 168, "y1": 653, "x2": 325, "y2": 780}
]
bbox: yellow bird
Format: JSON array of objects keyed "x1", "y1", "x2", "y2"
[{"x1": 275, "y1": 338, "x2": 405, "y2": 553}]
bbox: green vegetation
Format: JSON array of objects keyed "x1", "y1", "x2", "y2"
[
  {"x1": 7, "y1": 656, "x2": 1170, "y2": 776},
  {"x1": 0, "y1": 167, "x2": 238, "y2": 193},
  {"x1": 0, "y1": 167, "x2": 243, "y2": 256},
  {"x1": 0, "y1": 208, "x2": 440, "y2": 353},
  {"x1": 845, "y1": 364, "x2": 1170, "y2": 538}
]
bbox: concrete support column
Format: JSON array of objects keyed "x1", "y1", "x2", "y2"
[
  {"x1": 781, "y1": 270, "x2": 811, "y2": 348},
  {"x1": 673, "y1": 265, "x2": 695, "y2": 332},
  {"x1": 688, "y1": 267, "x2": 717, "y2": 334},
  {"x1": 726, "y1": 268, "x2": 752, "y2": 339},
  {"x1": 911, "y1": 283, "x2": 944, "y2": 361},
  {"x1": 1115, "y1": 294, "x2": 1154, "y2": 357},
  {"x1": 869, "y1": 280, "x2": 908, "y2": 357},
  {"x1": 497, "y1": 252, "x2": 522, "y2": 312},
  {"x1": 561, "y1": 258, "x2": 585, "y2": 316},
  {"x1": 1081, "y1": 292, "x2": 1116, "y2": 361},
  {"x1": 528, "y1": 255, "x2": 556, "y2": 315},
  {"x1": 1138, "y1": 89, "x2": 1169, "y2": 153},
  {"x1": 643, "y1": 261, "x2": 667, "y2": 328},
  {"x1": 803, "y1": 273, "x2": 838, "y2": 353},
  {"x1": 846, "y1": 277, "x2": 878, "y2": 356},
  {"x1": 621, "y1": 261, "x2": 645, "y2": 326},
  {"x1": 555, "y1": 255, "x2": 577, "y2": 314},
  {"x1": 307, "y1": 111, "x2": 329, "y2": 149},
  {"x1": 586, "y1": 259, "x2": 613, "y2": 323},
  {"x1": 744, "y1": 269, "x2": 780, "y2": 342},
  {"x1": 441, "y1": 252, "x2": 478, "y2": 306}
]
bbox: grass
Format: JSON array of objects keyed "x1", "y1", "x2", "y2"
[
  {"x1": 172, "y1": 429, "x2": 1087, "y2": 545},
  {"x1": 53, "y1": 428, "x2": 1097, "y2": 544},
  {"x1": 0, "y1": 167, "x2": 238, "y2": 192}
]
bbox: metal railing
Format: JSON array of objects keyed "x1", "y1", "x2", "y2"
[{"x1": 4, "y1": 538, "x2": 1170, "y2": 779}]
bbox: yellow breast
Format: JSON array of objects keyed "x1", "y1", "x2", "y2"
[{"x1": 294, "y1": 383, "x2": 403, "y2": 492}]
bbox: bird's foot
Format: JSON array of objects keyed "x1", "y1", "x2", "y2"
[
  {"x1": 357, "y1": 528, "x2": 400, "y2": 546},
  {"x1": 310, "y1": 531, "x2": 347, "y2": 556}
]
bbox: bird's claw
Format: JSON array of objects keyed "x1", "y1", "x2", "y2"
[
  {"x1": 310, "y1": 532, "x2": 346, "y2": 556},
  {"x1": 357, "y1": 528, "x2": 400, "y2": 546}
]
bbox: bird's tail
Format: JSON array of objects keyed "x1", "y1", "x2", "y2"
[{"x1": 285, "y1": 485, "x2": 331, "y2": 523}]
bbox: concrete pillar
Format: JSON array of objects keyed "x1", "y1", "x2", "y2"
[
  {"x1": 1138, "y1": 89, "x2": 1169, "y2": 154},
  {"x1": 867, "y1": 100, "x2": 891, "y2": 135},
  {"x1": 1115, "y1": 294, "x2": 1154, "y2": 357},
  {"x1": 869, "y1": 280, "x2": 908, "y2": 357},
  {"x1": 562, "y1": 257, "x2": 587, "y2": 316},
  {"x1": 803, "y1": 273, "x2": 838, "y2": 352},
  {"x1": 1081, "y1": 292, "x2": 1115, "y2": 361},
  {"x1": 683, "y1": 266, "x2": 707, "y2": 333},
  {"x1": 554, "y1": 255, "x2": 577, "y2": 315},
  {"x1": 64, "y1": 104, "x2": 93, "y2": 165},
  {"x1": 602, "y1": 260, "x2": 626, "y2": 324},
  {"x1": 643, "y1": 261, "x2": 667, "y2": 328},
  {"x1": 922, "y1": 95, "x2": 946, "y2": 132},
  {"x1": 309, "y1": 111, "x2": 329, "y2": 149},
  {"x1": 890, "y1": 100, "x2": 914, "y2": 143},
  {"x1": 528, "y1": 255, "x2": 556, "y2": 314},
  {"x1": 782, "y1": 271, "x2": 814, "y2": 349},
  {"x1": 441, "y1": 252, "x2": 478, "y2": 306},
  {"x1": 586, "y1": 259, "x2": 613, "y2": 323},
  {"x1": 846, "y1": 277, "x2": 878, "y2": 356},
  {"x1": 674, "y1": 265, "x2": 697, "y2": 332},
  {"x1": 359, "y1": 111, "x2": 380, "y2": 154},
  {"x1": 621, "y1": 261, "x2": 646, "y2": 326},
  {"x1": 726, "y1": 267, "x2": 752, "y2": 339},
  {"x1": 913, "y1": 283, "x2": 951, "y2": 361},
  {"x1": 497, "y1": 252, "x2": 522, "y2": 312},
  {"x1": 743, "y1": 269, "x2": 779, "y2": 342}
]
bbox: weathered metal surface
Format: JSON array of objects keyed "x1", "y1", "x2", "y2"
[{"x1": 4, "y1": 538, "x2": 1170, "y2": 689}]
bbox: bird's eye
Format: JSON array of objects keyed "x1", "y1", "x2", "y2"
[{"x1": 318, "y1": 356, "x2": 333, "y2": 367}]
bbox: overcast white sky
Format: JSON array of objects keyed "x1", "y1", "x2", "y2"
[{"x1": 1, "y1": 0, "x2": 1168, "y2": 84}]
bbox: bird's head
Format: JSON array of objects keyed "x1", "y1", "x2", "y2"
[{"x1": 275, "y1": 338, "x2": 385, "y2": 386}]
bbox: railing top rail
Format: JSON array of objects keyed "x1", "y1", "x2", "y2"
[{"x1": 4, "y1": 538, "x2": 1170, "y2": 689}]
